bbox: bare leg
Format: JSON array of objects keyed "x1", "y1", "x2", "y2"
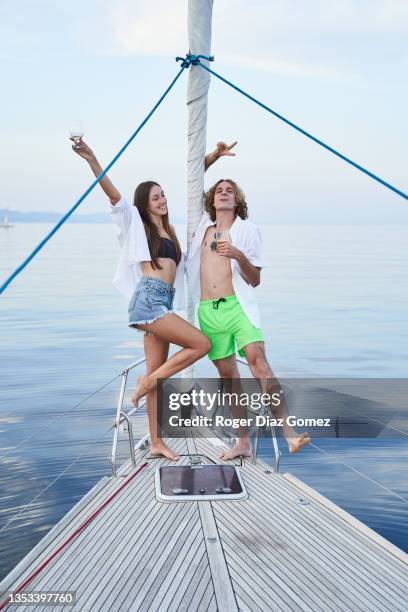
[
  {"x1": 213, "y1": 354, "x2": 252, "y2": 460},
  {"x1": 131, "y1": 313, "x2": 211, "y2": 407},
  {"x1": 243, "y1": 342, "x2": 311, "y2": 454},
  {"x1": 143, "y1": 333, "x2": 179, "y2": 461}
]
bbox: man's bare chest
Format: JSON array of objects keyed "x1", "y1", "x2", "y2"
[
  {"x1": 200, "y1": 226, "x2": 217, "y2": 261},
  {"x1": 202, "y1": 225, "x2": 217, "y2": 245},
  {"x1": 200, "y1": 226, "x2": 232, "y2": 276}
]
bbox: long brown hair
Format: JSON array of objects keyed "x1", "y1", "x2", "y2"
[
  {"x1": 204, "y1": 179, "x2": 248, "y2": 222},
  {"x1": 133, "y1": 181, "x2": 181, "y2": 270}
]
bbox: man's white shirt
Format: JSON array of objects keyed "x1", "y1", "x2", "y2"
[
  {"x1": 185, "y1": 211, "x2": 264, "y2": 329},
  {"x1": 109, "y1": 197, "x2": 263, "y2": 328}
]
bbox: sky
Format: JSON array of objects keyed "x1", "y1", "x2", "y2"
[{"x1": 0, "y1": 0, "x2": 407, "y2": 224}]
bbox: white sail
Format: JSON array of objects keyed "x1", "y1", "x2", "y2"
[
  {"x1": 183, "y1": 0, "x2": 213, "y2": 379},
  {"x1": 186, "y1": 0, "x2": 213, "y2": 323},
  {"x1": 1, "y1": 208, "x2": 13, "y2": 228}
]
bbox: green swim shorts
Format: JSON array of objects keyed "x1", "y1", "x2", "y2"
[{"x1": 198, "y1": 294, "x2": 264, "y2": 361}]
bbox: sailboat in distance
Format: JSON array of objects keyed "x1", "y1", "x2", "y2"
[{"x1": 0, "y1": 208, "x2": 13, "y2": 228}]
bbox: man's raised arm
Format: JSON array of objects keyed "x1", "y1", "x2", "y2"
[{"x1": 205, "y1": 141, "x2": 238, "y2": 171}]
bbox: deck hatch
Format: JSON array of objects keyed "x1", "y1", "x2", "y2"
[{"x1": 155, "y1": 464, "x2": 248, "y2": 502}]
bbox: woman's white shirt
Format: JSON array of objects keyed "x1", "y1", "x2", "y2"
[{"x1": 109, "y1": 196, "x2": 185, "y2": 310}]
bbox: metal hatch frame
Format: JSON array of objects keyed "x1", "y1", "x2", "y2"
[{"x1": 154, "y1": 464, "x2": 248, "y2": 503}]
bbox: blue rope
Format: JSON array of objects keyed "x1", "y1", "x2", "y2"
[
  {"x1": 0, "y1": 64, "x2": 188, "y2": 296},
  {"x1": 196, "y1": 62, "x2": 408, "y2": 202},
  {"x1": 3, "y1": 53, "x2": 405, "y2": 296},
  {"x1": 175, "y1": 53, "x2": 214, "y2": 68}
]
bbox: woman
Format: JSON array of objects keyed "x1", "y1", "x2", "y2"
[{"x1": 71, "y1": 139, "x2": 234, "y2": 460}]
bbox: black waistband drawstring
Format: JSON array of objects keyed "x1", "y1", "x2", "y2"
[{"x1": 212, "y1": 297, "x2": 227, "y2": 310}]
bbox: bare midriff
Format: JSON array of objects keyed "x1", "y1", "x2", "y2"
[
  {"x1": 200, "y1": 225, "x2": 235, "y2": 300},
  {"x1": 141, "y1": 259, "x2": 177, "y2": 285}
]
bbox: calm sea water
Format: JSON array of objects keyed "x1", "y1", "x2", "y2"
[{"x1": 1, "y1": 222, "x2": 407, "y2": 579}]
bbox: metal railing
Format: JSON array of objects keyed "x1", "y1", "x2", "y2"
[
  {"x1": 236, "y1": 358, "x2": 281, "y2": 473},
  {"x1": 252, "y1": 420, "x2": 281, "y2": 472},
  {"x1": 110, "y1": 355, "x2": 282, "y2": 475},
  {"x1": 110, "y1": 357, "x2": 146, "y2": 476}
]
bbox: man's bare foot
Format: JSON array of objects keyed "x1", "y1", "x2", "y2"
[
  {"x1": 288, "y1": 432, "x2": 311, "y2": 454},
  {"x1": 149, "y1": 441, "x2": 180, "y2": 461},
  {"x1": 219, "y1": 442, "x2": 252, "y2": 461},
  {"x1": 131, "y1": 375, "x2": 151, "y2": 407}
]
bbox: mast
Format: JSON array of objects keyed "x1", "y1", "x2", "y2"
[{"x1": 186, "y1": 0, "x2": 213, "y2": 328}]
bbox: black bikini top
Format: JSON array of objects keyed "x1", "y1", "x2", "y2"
[{"x1": 157, "y1": 237, "x2": 178, "y2": 263}]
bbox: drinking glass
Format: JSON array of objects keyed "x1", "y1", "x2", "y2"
[
  {"x1": 214, "y1": 230, "x2": 231, "y2": 245},
  {"x1": 69, "y1": 121, "x2": 84, "y2": 145}
]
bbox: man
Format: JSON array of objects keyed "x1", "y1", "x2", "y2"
[{"x1": 187, "y1": 141, "x2": 311, "y2": 459}]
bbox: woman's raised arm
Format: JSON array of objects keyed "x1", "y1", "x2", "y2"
[{"x1": 71, "y1": 139, "x2": 121, "y2": 205}]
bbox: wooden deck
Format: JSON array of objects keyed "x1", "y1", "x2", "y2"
[{"x1": 1, "y1": 434, "x2": 408, "y2": 612}]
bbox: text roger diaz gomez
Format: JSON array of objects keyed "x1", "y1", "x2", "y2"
[{"x1": 168, "y1": 415, "x2": 332, "y2": 429}]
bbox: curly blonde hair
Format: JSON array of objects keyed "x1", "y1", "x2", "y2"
[{"x1": 204, "y1": 179, "x2": 248, "y2": 222}]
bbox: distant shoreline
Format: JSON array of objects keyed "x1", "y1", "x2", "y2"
[
  {"x1": 0, "y1": 209, "x2": 187, "y2": 224},
  {"x1": 2, "y1": 210, "x2": 408, "y2": 226},
  {"x1": 1, "y1": 209, "x2": 110, "y2": 224}
]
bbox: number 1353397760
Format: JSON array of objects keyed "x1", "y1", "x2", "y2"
[{"x1": 6, "y1": 591, "x2": 75, "y2": 606}]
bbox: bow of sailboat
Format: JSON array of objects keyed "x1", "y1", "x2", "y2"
[{"x1": 1, "y1": 1, "x2": 408, "y2": 611}]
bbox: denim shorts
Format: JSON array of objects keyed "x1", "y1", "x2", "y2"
[{"x1": 128, "y1": 277, "x2": 175, "y2": 328}]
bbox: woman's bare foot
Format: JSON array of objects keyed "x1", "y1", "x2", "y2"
[
  {"x1": 288, "y1": 432, "x2": 311, "y2": 454},
  {"x1": 149, "y1": 440, "x2": 180, "y2": 461},
  {"x1": 131, "y1": 375, "x2": 152, "y2": 407},
  {"x1": 219, "y1": 441, "x2": 252, "y2": 461}
]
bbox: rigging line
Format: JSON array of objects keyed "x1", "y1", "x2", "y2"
[
  {"x1": 196, "y1": 62, "x2": 408, "y2": 202},
  {"x1": 237, "y1": 361, "x2": 408, "y2": 439},
  {"x1": 0, "y1": 373, "x2": 122, "y2": 461},
  {"x1": 309, "y1": 440, "x2": 408, "y2": 505},
  {"x1": 0, "y1": 463, "x2": 148, "y2": 611},
  {"x1": 0, "y1": 420, "x2": 116, "y2": 536},
  {"x1": 237, "y1": 361, "x2": 408, "y2": 495},
  {"x1": 322, "y1": 390, "x2": 408, "y2": 438},
  {"x1": 282, "y1": 377, "x2": 408, "y2": 438},
  {"x1": 0, "y1": 63, "x2": 188, "y2": 296}
]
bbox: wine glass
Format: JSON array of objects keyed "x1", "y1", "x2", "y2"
[
  {"x1": 214, "y1": 230, "x2": 231, "y2": 245},
  {"x1": 69, "y1": 121, "x2": 84, "y2": 145}
]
